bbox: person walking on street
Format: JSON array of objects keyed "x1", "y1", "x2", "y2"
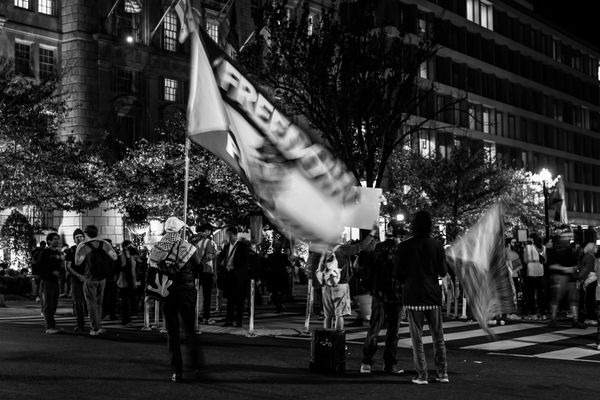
[
  {"x1": 38, "y1": 232, "x2": 64, "y2": 334},
  {"x1": 74, "y1": 225, "x2": 117, "y2": 336},
  {"x1": 577, "y1": 241, "x2": 598, "y2": 326},
  {"x1": 360, "y1": 223, "x2": 407, "y2": 375},
  {"x1": 394, "y1": 211, "x2": 449, "y2": 385},
  {"x1": 65, "y1": 228, "x2": 87, "y2": 330},
  {"x1": 149, "y1": 217, "x2": 203, "y2": 383}
]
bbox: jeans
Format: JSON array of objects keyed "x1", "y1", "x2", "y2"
[
  {"x1": 70, "y1": 276, "x2": 85, "y2": 328},
  {"x1": 361, "y1": 296, "x2": 402, "y2": 368},
  {"x1": 226, "y1": 277, "x2": 247, "y2": 325},
  {"x1": 41, "y1": 279, "x2": 59, "y2": 329},
  {"x1": 163, "y1": 288, "x2": 201, "y2": 373},
  {"x1": 525, "y1": 276, "x2": 546, "y2": 315},
  {"x1": 407, "y1": 307, "x2": 447, "y2": 380},
  {"x1": 83, "y1": 279, "x2": 106, "y2": 331},
  {"x1": 198, "y1": 272, "x2": 214, "y2": 320}
]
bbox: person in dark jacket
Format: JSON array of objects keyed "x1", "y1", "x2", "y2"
[
  {"x1": 216, "y1": 226, "x2": 251, "y2": 327},
  {"x1": 266, "y1": 242, "x2": 292, "y2": 313},
  {"x1": 394, "y1": 210, "x2": 449, "y2": 385},
  {"x1": 38, "y1": 232, "x2": 64, "y2": 334},
  {"x1": 148, "y1": 217, "x2": 203, "y2": 383},
  {"x1": 360, "y1": 222, "x2": 407, "y2": 375}
]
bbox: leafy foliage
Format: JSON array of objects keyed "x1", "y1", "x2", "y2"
[
  {"x1": 0, "y1": 210, "x2": 35, "y2": 270},
  {"x1": 101, "y1": 115, "x2": 256, "y2": 226},
  {"x1": 0, "y1": 58, "x2": 106, "y2": 211},
  {"x1": 239, "y1": 0, "x2": 449, "y2": 187},
  {"x1": 384, "y1": 143, "x2": 532, "y2": 241}
]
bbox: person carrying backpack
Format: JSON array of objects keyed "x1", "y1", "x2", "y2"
[
  {"x1": 318, "y1": 224, "x2": 378, "y2": 331},
  {"x1": 74, "y1": 225, "x2": 118, "y2": 336}
]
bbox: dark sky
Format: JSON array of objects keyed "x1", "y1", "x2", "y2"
[{"x1": 531, "y1": 0, "x2": 599, "y2": 50}]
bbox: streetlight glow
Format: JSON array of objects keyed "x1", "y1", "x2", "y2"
[
  {"x1": 125, "y1": 35, "x2": 134, "y2": 44},
  {"x1": 539, "y1": 168, "x2": 552, "y2": 182},
  {"x1": 396, "y1": 213, "x2": 405, "y2": 222}
]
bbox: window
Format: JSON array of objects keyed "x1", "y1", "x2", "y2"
[
  {"x1": 163, "y1": 11, "x2": 178, "y2": 52},
  {"x1": 308, "y1": 15, "x2": 314, "y2": 36},
  {"x1": 113, "y1": 68, "x2": 135, "y2": 93},
  {"x1": 419, "y1": 61, "x2": 429, "y2": 79},
  {"x1": 14, "y1": 0, "x2": 30, "y2": 10},
  {"x1": 206, "y1": 19, "x2": 219, "y2": 43},
  {"x1": 14, "y1": 42, "x2": 31, "y2": 76},
  {"x1": 482, "y1": 107, "x2": 490, "y2": 133},
  {"x1": 39, "y1": 47, "x2": 55, "y2": 79},
  {"x1": 38, "y1": 0, "x2": 55, "y2": 15},
  {"x1": 164, "y1": 78, "x2": 178, "y2": 102},
  {"x1": 466, "y1": 0, "x2": 493, "y2": 30},
  {"x1": 483, "y1": 141, "x2": 495, "y2": 163}
]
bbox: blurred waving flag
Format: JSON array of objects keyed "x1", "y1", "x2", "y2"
[
  {"x1": 445, "y1": 203, "x2": 515, "y2": 338},
  {"x1": 124, "y1": 0, "x2": 142, "y2": 13},
  {"x1": 174, "y1": 0, "x2": 378, "y2": 243},
  {"x1": 551, "y1": 175, "x2": 568, "y2": 225}
]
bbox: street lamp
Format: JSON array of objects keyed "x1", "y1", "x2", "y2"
[
  {"x1": 539, "y1": 168, "x2": 552, "y2": 239},
  {"x1": 396, "y1": 213, "x2": 405, "y2": 222}
]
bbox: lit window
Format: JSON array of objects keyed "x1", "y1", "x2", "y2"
[
  {"x1": 308, "y1": 15, "x2": 313, "y2": 36},
  {"x1": 38, "y1": 0, "x2": 55, "y2": 15},
  {"x1": 164, "y1": 78, "x2": 177, "y2": 102},
  {"x1": 482, "y1": 108, "x2": 490, "y2": 133},
  {"x1": 39, "y1": 47, "x2": 55, "y2": 79},
  {"x1": 484, "y1": 141, "x2": 495, "y2": 163},
  {"x1": 468, "y1": 105, "x2": 476, "y2": 130},
  {"x1": 418, "y1": 18, "x2": 427, "y2": 34},
  {"x1": 466, "y1": 0, "x2": 493, "y2": 30},
  {"x1": 14, "y1": 42, "x2": 31, "y2": 76},
  {"x1": 14, "y1": 0, "x2": 30, "y2": 10},
  {"x1": 206, "y1": 20, "x2": 219, "y2": 43},
  {"x1": 419, "y1": 61, "x2": 428, "y2": 79},
  {"x1": 163, "y1": 11, "x2": 178, "y2": 52}
]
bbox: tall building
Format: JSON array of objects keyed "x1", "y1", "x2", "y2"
[
  {"x1": 372, "y1": 0, "x2": 600, "y2": 229},
  {"x1": 0, "y1": 0, "x2": 254, "y2": 250}
]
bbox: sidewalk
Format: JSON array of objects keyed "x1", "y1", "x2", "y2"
[{"x1": 0, "y1": 284, "x2": 331, "y2": 338}]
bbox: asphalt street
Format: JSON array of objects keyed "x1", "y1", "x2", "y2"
[{"x1": 1, "y1": 310, "x2": 599, "y2": 400}]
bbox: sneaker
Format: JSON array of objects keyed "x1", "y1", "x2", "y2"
[
  {"x1": 45, "y1": 328, "x2": 61, "y2": 334},
  {"x1": 97, "y1": 328, "x2": 107, "y2": 334},
  {"x1": 359, "y1": 364, "x2": 372, "y2": 374},
  {"x1": 411, "y1": 377, "x2": 428, "y2": 385},
  {"x1": 435, "y1": 376, "x2": 450, "y2": 383},
  {"x1": 538, "y1": 315, "x2": 547, "y2": 321},
  {"x1": 584, "y1": 319, "x2": 598, "y2": 326},
  {"x1": 383, "y1": 366, "x2": 404, "y2": 375},
  {"x1": 506, "y1": 314, "x2": 522, "y2": 321},
  {"x1": 171, "y1": 372, "x2": 183, "y2": 383}
]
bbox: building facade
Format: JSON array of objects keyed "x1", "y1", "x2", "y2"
[
  {"x1": 1, "y1": 0, "x2": 600, "y2": 247},
  {"x1": 386, "y1": 0, "x2": 600, "y2": 228}
]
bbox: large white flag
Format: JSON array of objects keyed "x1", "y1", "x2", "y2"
[
  {"x1": 177, "y1": 1, "x2": 379, "y2": 242},
  {"x1": 446, "y1": 203, "x2": 515, "y2": 338}
]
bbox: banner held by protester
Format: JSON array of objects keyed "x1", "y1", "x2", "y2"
[{"x1": 174, "y1": 0, "x2": 379, "y2": 243}]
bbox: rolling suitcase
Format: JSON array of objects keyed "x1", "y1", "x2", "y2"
[{"x1": 309, "y1": 328, "x2": 346, "y2": 373}]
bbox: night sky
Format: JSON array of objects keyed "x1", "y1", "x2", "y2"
[{"x1": 531, "y1": 0, "x2": 599, "y2": 50}]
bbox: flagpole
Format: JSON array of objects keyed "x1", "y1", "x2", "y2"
[
  {"x1": 106, "y1": 0, "x2": 123, "y2": 20},
  {"x1": 182, "y1": 135, "x2": 191, "y2": 241},
  {"x1": 150, "y1": 0, "x2": 180, "y2": 40}
]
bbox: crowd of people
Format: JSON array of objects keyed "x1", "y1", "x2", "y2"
[
  {"x1": 504, "y1": 230, "x2": 599, "y2": 329},
  {"x1": 28, "y1": 213, "x2": 600, "y2": 385}
]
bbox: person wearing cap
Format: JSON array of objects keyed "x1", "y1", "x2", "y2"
[
  {"x1": 65, "y1": 228, "x2": 87, "y2": 331},
  {"x1": 148, "y1": 216, "x2": 203, "y2": 383},
  {"x1": 360, "y1": 221, "x2": 407, "y2": 375}
]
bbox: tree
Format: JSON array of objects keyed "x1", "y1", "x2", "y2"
[
  {"x1": 0, "y1": 58, "x2": 106, "y2": 211},
  {"x1": 101, "y1": 115, "x2": 256, "y2": 226},
  {"x1": 0, "y1": 210, "x2": 35, "y2": 270},
  {"x1": 384, "y1": 143, "x2": 531, "y2": 241},
  {"x1": 239, "y1": 0, "x2": 458, "y2": 188}
]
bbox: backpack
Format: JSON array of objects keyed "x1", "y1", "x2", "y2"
[
  {"x1": 316, "y1": 246, "x2": 342, "y2": 287},
  {"x1": 86, "y1": 241, "x2": 114, "y2": 279},
  {"x1": 155, "y1": 241, "x2": 182, "y2": 275}
]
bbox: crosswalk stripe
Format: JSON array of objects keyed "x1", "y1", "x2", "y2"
[
  {"x1": 532, "y1": 346, "x2": 600, "y2": 360},
  {"x1": 461, "y1": 327, "x2": 596, "y2": 351}
]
